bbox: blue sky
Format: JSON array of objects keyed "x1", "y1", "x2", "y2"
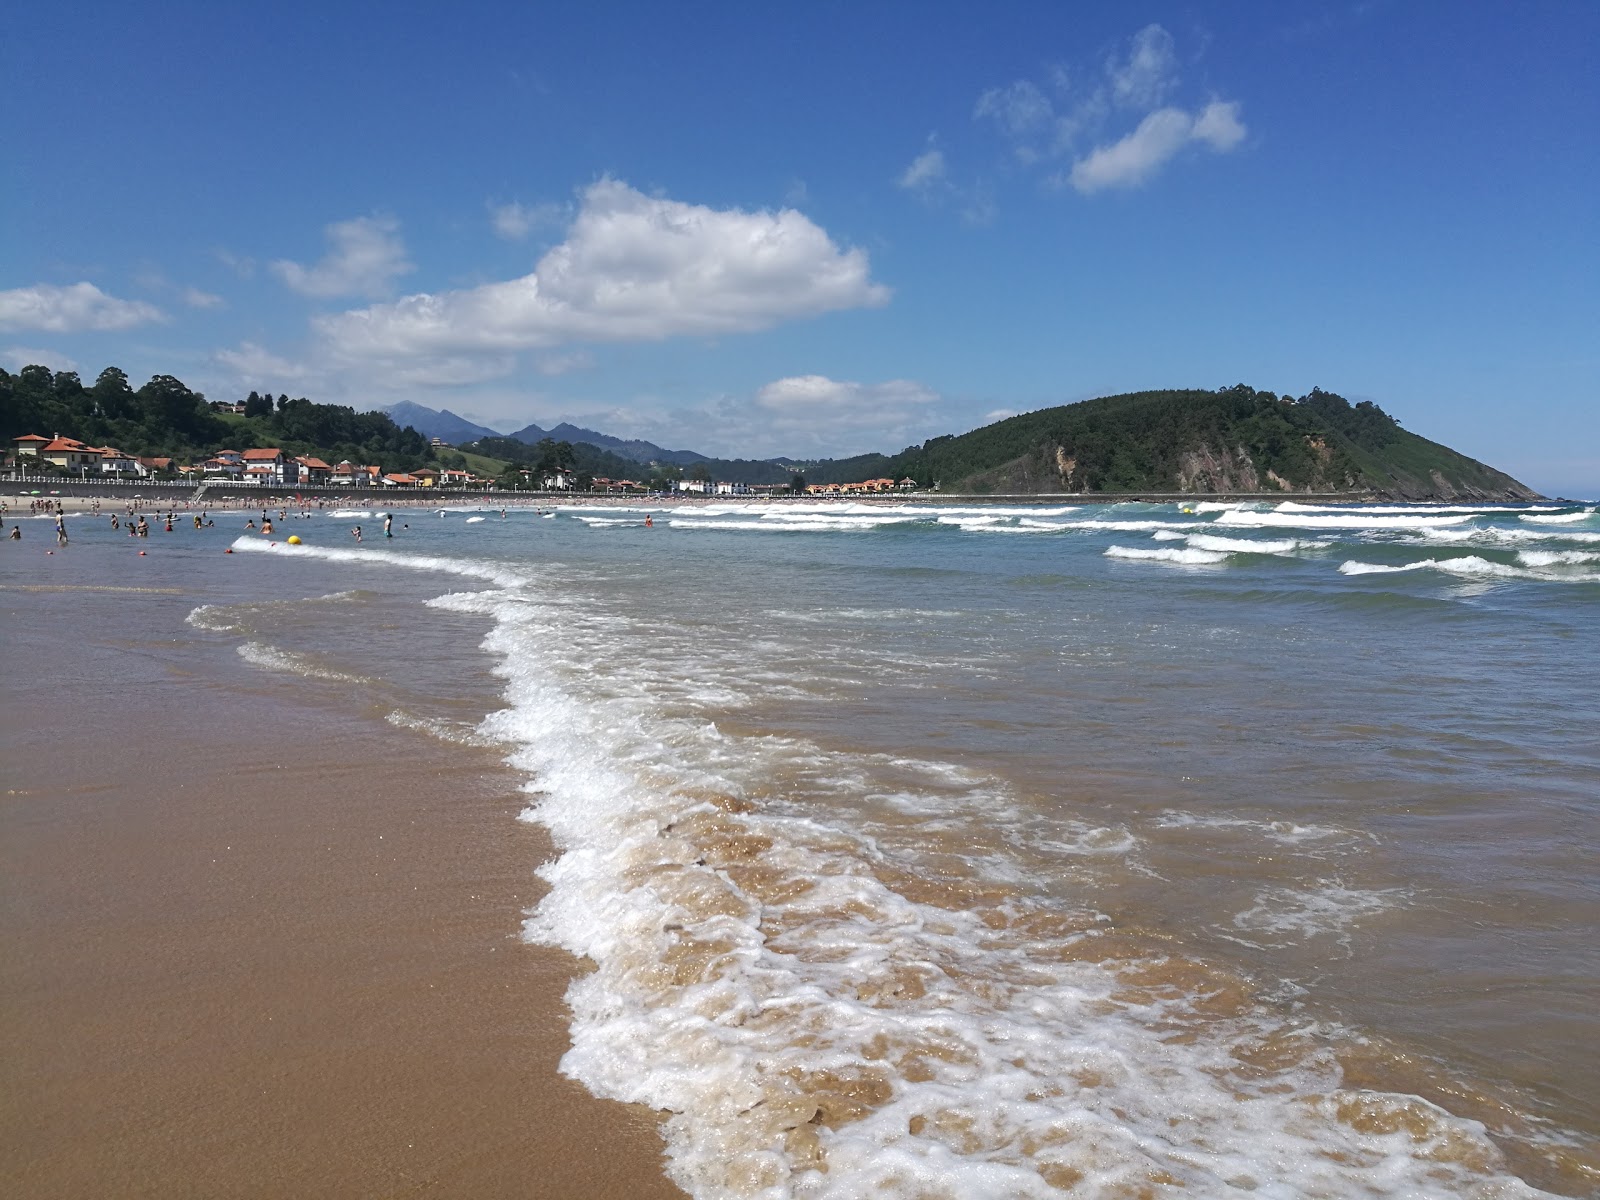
[{"x1": 4, "y1": 0, "x2": 1596, "y2": 493}]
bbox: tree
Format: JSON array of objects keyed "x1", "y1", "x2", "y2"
[
  {"x1": 690, "y1": 463, "x2": 713, "y2": 483},
  {"x1": 789, "y1": 471, "x2": 807, "y2": 494}
]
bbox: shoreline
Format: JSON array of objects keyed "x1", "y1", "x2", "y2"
[
  {"x1": 0, "y1": 548, "x2": 685, "y2": 1198},
  {"x1": 5, "y1": 488, "x2": 1568, "y2": 520}
]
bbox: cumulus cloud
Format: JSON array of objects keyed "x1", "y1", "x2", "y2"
[
  {"x1": 970, "y1": 24, "x2": 1245, "y2": 193},
  {"x1": 1192, "y1": 98, "x2": 1248, "y2": 150},
  {"x1": 0, "y1": 282, "x2": 165, "y2": 333},
  {"x1": 898, "y1": 148, "x2": 947, "y2": 190},
  {"x1": 271, "y1": 215, "x2": 414, "y2": 299},
  {"x1": 489, "y1": 200, "x2": 563, "y2": 240},
  {"x1": 1068, "y1": 99, "x2": 1246, "y2": 192},
  {"x1": 317, "y1": 179, "x2": 889, "y2": 366},
  {"x1": 743, "y1": 375, "x2": 939, "y2": 455},
  {"x1": 1108, "y1": 24, "x2": 1179, "y2": 109},
  {"x1": 4, "y1": 347, "x2": 81, "y2": 372}
]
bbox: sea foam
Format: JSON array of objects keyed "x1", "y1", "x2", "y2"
[{"x1": 225, "y1": 535, "x2": 1556, "y2": 1200}]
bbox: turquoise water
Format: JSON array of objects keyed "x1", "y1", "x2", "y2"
[{"x1": 57, "y1": 496, "x2": 1600, "y2": 1196}]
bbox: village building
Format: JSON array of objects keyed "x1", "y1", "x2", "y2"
[{"x1": 293, "y1": 456, "x2": 333, "y2": 485}]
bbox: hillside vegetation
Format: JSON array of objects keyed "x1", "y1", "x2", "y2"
[
  {"x1": 1, "y1": 367, "x2": 432, "y2": 474},
  {"x1": 815, "y1": 386, "x2": 1535, "y2": 500}
]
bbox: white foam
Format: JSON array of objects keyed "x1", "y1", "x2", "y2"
[
  {"x1": 227, "y1": 536, "x2": 529, "y2": 588},
  {"x1": 236, "y1": 641, "x2": 367, "y2": 684},
  {"x1": 1154, "y1": 811, "x2": 1357, "y2": 849},
  {"x1": 185, "y1": 603, "x2": 239, "y2": 633},
  {"x1": 1274, "y1": 501, "x2": 1557, "y2": 515},
  {"x1": 1221, "y1": 510, "x2": 1471, "y2": 530},
  {"x1": 1519, "y1": 509, "x2": 1595, "y2": 524},
  {"x1": 669, "y1": 518, "x2": 879, "y2": 533},
  {"x1": 1517, "y1": 549, "x2": 1600, "y2": 567},
  {"x1": 465, "y1": 515, "x2": 487, "y2": 523},
  {"x1": 1339, "y1": 555, "x2": 1600, "y2": 583},
  {"x1": 1418, "y1": 525, "x2": 1600, "y2": 547},
  {"x1": 1184, "y1": 534, "x2": 1308, "y2": 555},
  {"x1": 1056, "y1": 519, "x2": 1199, "y2": 532},
  {"x1": 1229, "y1": 881, "x2": 1410, "y2": 954},
  {"x1": 385, "y1": 710, "x2": 503, "y2": 747},
  {"x1": 226, "y1": 536, "x2": 1555, "y2": 1199},
  {"x1": 328, "y1": 509, "x2": 371, "y2": 518},
  {"x1": 1105, "y1": 545, "x2": 1229, "y2": 565}
]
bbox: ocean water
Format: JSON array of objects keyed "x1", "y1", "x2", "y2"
[{"x1": 182, "y1": 499, "x2": 1596, "y2": 1197}]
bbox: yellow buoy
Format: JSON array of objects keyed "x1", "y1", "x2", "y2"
[{"x1": 287, "y1": 535, "x2": 302, "y2": 545}]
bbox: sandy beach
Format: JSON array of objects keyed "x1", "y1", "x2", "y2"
[{"x1": 0, "y1": 548, "x2": 684, "y2": 1197}]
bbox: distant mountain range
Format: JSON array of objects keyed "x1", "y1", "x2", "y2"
[
  {"x1": 504, "y1": 421, "x2": 710, "y2": 466},
  {"x1": 381, "y1": 402, "x2": 501, "y2": 446},
  {"x1": 381, "y1": 389, "x2": 1537, "y2": 500},
  {"x1": 382, "y1": 402, "x2": 709, "y2": 466}
]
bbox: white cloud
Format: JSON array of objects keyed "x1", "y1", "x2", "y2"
[
  {"x1": 898, "y1": 148, "x2": 947, "y2": 190},
  {"x1": 1108, "y1": 24, "x2": 1179, "y2": 109},
  {"x1": 1192, "y1": 99, "x2": 1247, "y2": 150},
  {"x1": 182, "y1": 287, "x2": 225, "y2": 309},
  {"x1": 489, "y1": 200, "x2": 563, "y2": 241},
  {"x1": 982, "y1": 408, "x2": 1018, "y2": 425},
  {"x1": 975, "y1": 80, "x2": 1053, "y2": 138},
  {"x1": 570, "y1": 374, "x2": 945, "y2": 460},
  {"x1": 213, "y1": 341, "x2": 314, "y2": 385},
  {"x1": 271, "y1": 215, "x2": 414, "y2": 299},
  {"x1": 0, "y1": 282, "x2": 165, "y2": 333},
  {"x1": 215, "y1": 248, "x2": 256, "y2": 278},
  {"x1": 970, "y1": 24, "x2": 1245, "y2": 193},
  {"x1": 1067, "y1": 100, "x2": 1247, "y2": 193},
  {"x1": 318, "y1": 180, "x2": 889, "y2": 366},
  {"x1": 4, "y1": 346, "x2": 80, "y2": 373},
  {"x1": 742, "y1": 375, "x2": 939, "y2": 455}
]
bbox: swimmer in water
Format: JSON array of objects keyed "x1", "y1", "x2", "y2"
[
  {"x1": 384, "y1": 513, "x2": 393, "y2": 538},
  {"x1": 352, "y1": 525, "x2": 362, "y2": 542},
  {"x1": 8, "y1": 526, "x2": 19, "y2": 540},
  {"x1": 261, "y1": 518, "x2": 274, "y2": 535}
]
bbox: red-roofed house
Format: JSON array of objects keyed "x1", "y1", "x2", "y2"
[
  {"x1": 41, "y1": 437, "x2": 101, "y2": 471},
  {"x1": 293, "y1": 456, "x2": 332, "y2": 484},
  {"x1": 96, "y1": 447, "x2": 141, "y2": 475},
  {"x1": 203, "y1": 456, "x2": 243, "y2": 479},
  {"x1": 12, "y1": 433, "x2": 51, "y2": 460},
  {"x1": 240, "y1": 447, "x2": 299, "y2": 485}
]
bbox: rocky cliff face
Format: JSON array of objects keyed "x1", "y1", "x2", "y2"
[{"x1": 1175, "y1": 445, "x2": 1261, "y2": 492}]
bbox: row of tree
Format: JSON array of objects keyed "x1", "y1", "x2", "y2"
[{"x1": 0, "y1": 366, "x2": 430, "y2": 474}]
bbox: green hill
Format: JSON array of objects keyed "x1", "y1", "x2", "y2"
[{"x1": 870, "y1": 386, "x2": 1537, "y2": 500}]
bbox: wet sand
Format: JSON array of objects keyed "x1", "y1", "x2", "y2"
[{"x1": 0, "y1": 572, "x2": 683, "y2": 1197}]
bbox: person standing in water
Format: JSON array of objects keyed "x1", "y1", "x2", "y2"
[
  {"x1": 55, "y1": 515, "x2": 68, "y2": 546},
  {"x1": 384, "y1": 513, "x2": 393, "y2": 538}
]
